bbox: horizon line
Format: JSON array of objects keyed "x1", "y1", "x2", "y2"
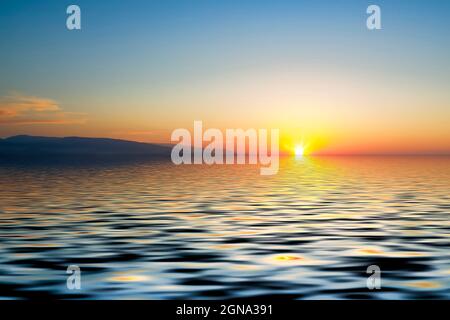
[{"x1": 1, "y1": 134, "x2": 449, "y2": 156}]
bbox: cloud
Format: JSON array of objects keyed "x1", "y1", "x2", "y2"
[{"x1": 0, "y1": 92, "x2": 86, "y2": 125}]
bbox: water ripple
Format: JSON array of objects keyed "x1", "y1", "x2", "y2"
[{"x1": 0, "y1": 156, "x2": 449, "y2": 299}]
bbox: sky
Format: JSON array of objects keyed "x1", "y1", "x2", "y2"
[{"x1": 1, "y1": 0, "x2": 449, "y2": 155}]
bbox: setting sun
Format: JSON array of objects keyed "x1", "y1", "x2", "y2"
[{"x1": 294, "y1": 145, "x2": 305, "y2": 156}]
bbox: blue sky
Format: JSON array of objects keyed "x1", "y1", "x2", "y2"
[
  {"x1": 2, "y1": 0, "x2": 449, "y2": 100},
  {"x1": 1, "y1": 0, "x2": 449, "y2": 153}
]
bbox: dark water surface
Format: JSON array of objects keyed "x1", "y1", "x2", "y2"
[{"x1": 0, "y1": 156, "x2": 449, "y2": 299}]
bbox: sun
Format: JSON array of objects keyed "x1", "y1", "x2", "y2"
[{"x1": 294, "y1": 144, "x2": 305, "y2": 156}]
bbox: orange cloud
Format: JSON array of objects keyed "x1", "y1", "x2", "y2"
[{"x1": 0, "y1": 92, "x2": 86, "y2": 125}]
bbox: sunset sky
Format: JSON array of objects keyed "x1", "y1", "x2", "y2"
[{"x1": 1, "y1": 0, "x2": 449, "y2": 155}]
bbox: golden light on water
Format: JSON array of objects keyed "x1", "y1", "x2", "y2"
[
  {"x1": 110, "y1": 275, "x2": 150, "y2": 282},
  {"x1": 275, "y1": 255, "x2": 303, "y2": 261}
]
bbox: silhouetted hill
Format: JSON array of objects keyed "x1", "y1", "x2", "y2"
[{"x1": 0, "y1": 135, "x2": 171, "y2": 161}]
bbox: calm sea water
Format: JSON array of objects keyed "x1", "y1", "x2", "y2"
[{"x1": 0, "y1": 156, "x2": 449, "y2": 299}]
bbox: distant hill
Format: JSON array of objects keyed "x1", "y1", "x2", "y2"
[{"x1": 0, "y1": 135, "x2": 171, "y2": 160}]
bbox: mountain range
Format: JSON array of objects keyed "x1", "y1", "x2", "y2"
[{"x1": 0, "y1": 135, "x2": 171, "y2": 161}]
